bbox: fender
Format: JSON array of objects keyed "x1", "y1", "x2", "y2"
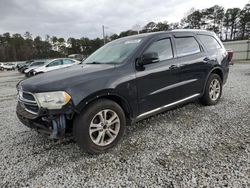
[
  {"x1": 202, "y1": 66, "x2": 224, "y2": 95},
  {"x1": 74, "y1": 89, "x2": 134, "y2": 119}
]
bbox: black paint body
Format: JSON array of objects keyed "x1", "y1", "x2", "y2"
[{"x1": 17, "y1": 30, "x2": 229, "y2": 130}]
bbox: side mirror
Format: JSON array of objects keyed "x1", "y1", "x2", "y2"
[{"x1": 139, "y1": 52, "x2": 160, "y2": 66}]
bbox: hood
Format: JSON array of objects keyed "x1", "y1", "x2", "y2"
[
  {"x1": 25, "y1": 66, "x2": 40, "y2": 73},
  {"x1": 33, "y1": 66, "x2": 45, "y2": 72},
  {"x1": 19, "y1": 64, "x2": 116, "y2": 93}
]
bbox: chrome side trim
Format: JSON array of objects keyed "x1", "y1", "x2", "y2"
[
  {"x1": 150, "y1": 79, "x2": 198, "y2": 95},
  {"x1": 24, "y1": 107, "x2": 39, "y2": 115},
  {"x1": 137, "y1": 93, "x2": 200, "y2": 119}
]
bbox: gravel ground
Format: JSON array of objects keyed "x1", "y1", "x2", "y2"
[{"x1": 0, "y1": 64, "x2": 249, "y2": 187}]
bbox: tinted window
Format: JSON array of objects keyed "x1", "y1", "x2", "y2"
[
  {"x1": 198, "y1": 34, "x2": 221, "y2": 51},
  {"x1": 175, "y1": 37, "x2": 201, "y2": 57},
  {"x1": 144, "y1": 38, "x2": 173, "y2": 61},
  {"x1": 63, "y1": 59, "x2": 74, "y2": 65},
  {"x1": 47, "y1": 60, "x2": 62, "y2": 67}
]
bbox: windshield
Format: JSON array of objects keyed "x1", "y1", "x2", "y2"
[
  {"x1": 83, "y1": 38, "x2": 143, "y2": 64},
  {"x1": 30, "y1": 61, "x2": 45, "y2": 67}
]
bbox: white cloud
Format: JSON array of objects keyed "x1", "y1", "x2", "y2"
[{"x1": 0, "y1": 0, "x2": 248, "y2": 39}]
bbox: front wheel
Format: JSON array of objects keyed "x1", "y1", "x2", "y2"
[
  {"x1": 73, "y1": 99, "x2": 126, "y2": 154},
  {"x1": 200, "y1": 73, "x2": 222, "y2": 106}
]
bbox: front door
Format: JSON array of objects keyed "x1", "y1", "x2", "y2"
[{"x1": 135, "y1": 35, "x2": 183, "y2": 115}]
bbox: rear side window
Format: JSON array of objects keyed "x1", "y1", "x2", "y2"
[
  {"x1": 144, "y1": 38, "x2": 173, "y2": 61},
  {"x1": 198, "y1": 34, "x2": 222, "y2": 51},
  {"x1": 63, "y1": 59, "x2": 74, "y2": 65},
  {"x1": 175, "y1": 37, "x2": 201, "y2": 57},
  {"x1": 47, "y1": 60, "x2": 62, "y2": 67}
]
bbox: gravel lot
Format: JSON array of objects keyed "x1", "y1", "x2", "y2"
[{"x1": 0, "y1": 64, "x2": 249, "y2": 187}]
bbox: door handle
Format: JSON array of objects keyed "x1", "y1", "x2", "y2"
[
  {"x1": 203, "y1": 57, "x2": 210, "y2": 63},
  {"x1": 169, "y1": 64, "x2": 179, "y2": 70},
  {"x1": 203, "y1": 57, "x2": 216, "y2": 63}
]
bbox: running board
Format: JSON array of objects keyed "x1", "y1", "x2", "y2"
[{"x1": 136, "y1": 93, "x2": 201, "y2": 121}]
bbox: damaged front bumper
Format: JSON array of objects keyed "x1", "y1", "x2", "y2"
[{"x1": 16, "y1": 101, "x2": 74, "y2": 139}]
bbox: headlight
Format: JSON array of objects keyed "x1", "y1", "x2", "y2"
[{"x1": 35, "y1": 91, "x2": 71, "y2": 109}]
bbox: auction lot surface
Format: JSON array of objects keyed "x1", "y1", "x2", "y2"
[{"x1": 0, "y1": 64, "x2": 250, "y2": 187}]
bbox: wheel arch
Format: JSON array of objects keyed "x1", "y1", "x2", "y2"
[
  {"x1": 75, "y1": 90, "x2": 133, "y2": 121},
  {"x1": 202, "y1": 66, "x2": 224, "y2": 94}
]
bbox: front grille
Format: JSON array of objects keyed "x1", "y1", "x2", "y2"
[
  {"x1": 24, "y1": 104, "x2": 39, "y2": 113},
  {"x1": 18, "y1": 90, "x2": 39, "y2": 115},
  {"x1": 23, "y1": 92, "x2": 35, "y2": 101}
]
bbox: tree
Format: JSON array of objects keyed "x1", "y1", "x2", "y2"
[
  {"x1": 223, "y1": 9, "x2": 231, "y2": 40},
  {"x1": 119, "y1": 30, "x2": 138, "y2": 37},
  {"x1": 203, "y1": 5, "x2": 224, "y2": 34},
  {"x1": 239, "y1": 4, "x2": 250, "y2": 39},
  {"x1": 155, "y1": 22, "x2": 169, "y2": 31},
  {"x1": 228, "y1": 8, "x2": 241, "y2": 40},
  {"x1": 184, "y1": 10, "x2": 203, "y2": 29},
  {"x1": 142, "y1": 22, "x2": 157, "y2": 33},
  {"x1": 24, "y1": 31, "x2": 32, "y2": 40}
]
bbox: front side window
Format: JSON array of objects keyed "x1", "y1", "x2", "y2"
[
  {"x1": 198, "y1": 34, "x2": 222, "y2": 51},
  {"x1": 175, "y1": 37, "x2": 201, "y2": 57},
  {"x1": 143, "y1": 38, "x2": 173, "y2": 61}
]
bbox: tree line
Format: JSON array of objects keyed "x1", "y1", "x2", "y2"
[{"x1": 0, "y1": 3, "x2": 249, "y2": 62}]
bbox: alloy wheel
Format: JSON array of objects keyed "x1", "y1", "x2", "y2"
[
  {"x1": 209, "y1": 78, "x2": 221, "y2": 101},
  {"x1": 89, "y1": 109, "x2": 120, "y2": 146}
]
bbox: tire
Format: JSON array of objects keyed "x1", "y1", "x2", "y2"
[
  {"x1": 73, "y1": 99, "x2": 126, "y2": 154},
  {"x1": 200, "y1": 73, "x2": 222, "y2": 106}
]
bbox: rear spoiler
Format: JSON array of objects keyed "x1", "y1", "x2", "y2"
[{"x1": 226, "y1": 50, "x2": 234, "y2": 65}]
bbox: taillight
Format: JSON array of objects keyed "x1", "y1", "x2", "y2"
[{"x1": 227, "y1": 50, "x2": 234, "y2": 65}]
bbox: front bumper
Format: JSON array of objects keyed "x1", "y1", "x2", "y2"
[
  {"x1": 16, "y1": 101, "x2": 74, "y2": 138},
  {"x1": 16, "y1": 101, "x2": 52, "y2": 135}
]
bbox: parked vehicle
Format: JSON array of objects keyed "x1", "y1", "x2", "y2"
[
  {"x1": 24, "y1": 60, "x2": 47, "y2": 77},
  {"x1": 32, "y1": 58, "x2": 80, "y2": 75},
  {"x1": 3, "y1": 63, "x2": 15, "y2": 70},
  {"x1": 18, "y1": 60, "x2": 34, "y2": 73},
  {"x1": 0, "y1": 63, "x2": 4, "y2": 71},
  {"x1": 16, "y1": 30, "x2": 231, "y2": 154},
  {"x1": 68, "y1": 54, "x2": 85, "y2": 61}
]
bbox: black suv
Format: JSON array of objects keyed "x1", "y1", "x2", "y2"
[{"x1": 16, "y1": 30, "x2": 231, "y2": 154}]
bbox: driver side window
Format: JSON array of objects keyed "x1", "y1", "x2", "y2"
[
  {"x1": 144, "y1": 38, "x2": 173, "y2": 62},
  {"x1": 47, "y1": 60, "x2": 62, "y2": 67}
]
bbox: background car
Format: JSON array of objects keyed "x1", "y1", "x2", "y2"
[
  {"x1": 68, "y1": 54, "x2": 85, "y2": 61},
  {"x1": 33, "y1": 58, "x2": 80, "y2": 75},
  {"x1": 18, "y1": 60, "x2": 34, "y2": 73},
  {"x1": 0, "y1": 63, "x2": 4, "y2": 71},
  {"x1": 24, "y1": 60, "x2": 47, "y2": 77},
  {"x1": 2, "y1": 63, "x2": 15, "y2": 70}
]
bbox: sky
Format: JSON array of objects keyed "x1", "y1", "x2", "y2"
[{"x1": 0, "y1": 0, "x2": 248, "y2": 39}]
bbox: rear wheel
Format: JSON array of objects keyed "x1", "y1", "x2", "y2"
[
  {"x1": 200, "y1": 73, "x2": 222, "y2": 105},
  {"x1": 73, "y1": 99, "x2": 126, "y2": 154}
]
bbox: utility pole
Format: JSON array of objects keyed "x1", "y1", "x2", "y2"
[{"x1": 102, "y1": 25, "x2": 105, "y2": 45}]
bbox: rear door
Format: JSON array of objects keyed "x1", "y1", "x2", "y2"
[{"x1": 172, "y1": 33, "x2": 210, "y2": 99}]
